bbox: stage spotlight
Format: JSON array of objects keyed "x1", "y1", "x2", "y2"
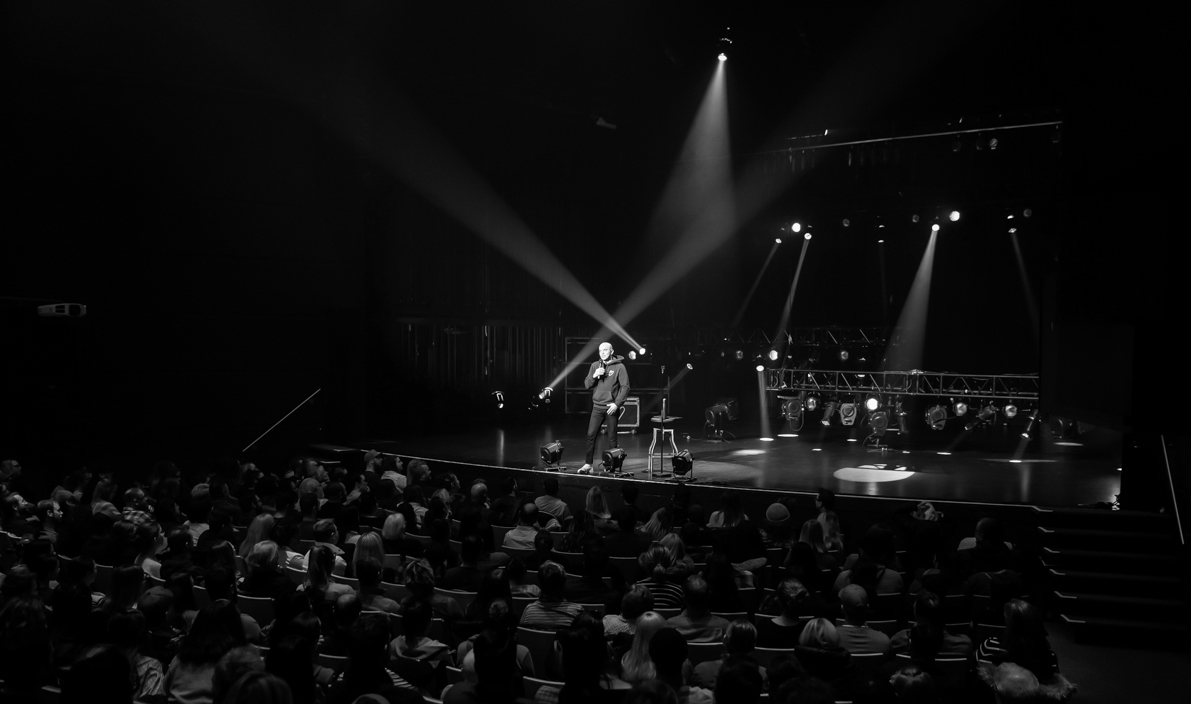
[
  {"x1": 780, "y1": 396, "x2": 803, "y2": 420},
  {"x1": 869, "y1": 410, "x2": 889, "y2": 436},
  {"x1": 672, "y1": 449, "x2": 694, "y2": 479},
  {"x1": 840, "y1": 402, "x2": 857, "y2": 426},
  {"x1": 865, "y1": 396, "x2": 880, "y2": 412},
  {"x1": 953, "y1": 400, "x2": 968, "y2": 417},
  {"x1": 755, "y1": 364, "x2": 764, "y2": 372},
  {"x1": 734, "y1": 349, "x2": 744, "y2": 361},
  {"x1": 804, "y1": 232, "x2": 812, "y2": 241},
  {"x1": 895, "y1": 400, "x2": 908, "y2": 434},
  {"x1": 628, "y1": 350, "x2": 637, "y2": 360},
  {"x1": 1004, "y1": 404, "x2": 1018, "y2": 419},
  {"x1": 718, "y1": 52, "x2": 727, "y2": 62},
  {"x1": 926, "y1": 405, "x2": 948, "y2": 430},
  {"x1": 686, "y1": 363, "x2": 693, "y2": 370},
  {"x1": 768, "y1": 349, "x2": 779, "y2": 361},
  {"x1": 805, "y1": 395, "x2": 819, "y2": 412},
  {"x1": 1023, "y1": 208, "x2": 1033, "y2": 218},
  {"x1": 821, "y1": 400, "x2": 838, "y2": 425},
  {"x1": 540, "y1": 441, "x2": 564, "y2": 469},
  {"x1": 775, "y1": 237, "x2": 782, "y2": 244},
  {"x1": 791, "y1": 222, "x2": 802, "y2": 233},
  {"x1": 1009, "y1": 227, "x2": 1017, "y2": 234},
  {"x1": 1021, "y1": 410, "x2": 1038, "y2": 439},
  {"x1": 839, "y1": 349, "x2": 850, "y2": 362},
  {"x1": 949, "y1": 210, "x2": 960, "y2": 222},
  {"x1": 931, "y1": 223, "x2": 940, "y2": 232},
  {"x1": 912, "y1": 214, "x2": 920, "y2": 223},
  {"x1": 965, "y1": 405, "x2": 996, "y2": 431},
  {"x1": 492, "y1": 391, "x2": 505, "y2": 410},
  {"x1": 842, "y1": 218, "x2": 851, "y2": 227},
  {"x1": 602, "y1": 448, "x2": 627, "y2": 473},
  {"x1": 639, "y1": 347, "x2": 647, "y2": 355}
]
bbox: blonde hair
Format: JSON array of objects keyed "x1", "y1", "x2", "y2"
[
  {"x1": 247, "y1": 541, "x2": 281, "y2": 575},
  {"x1": 799, "y1": 617, "x2": 840, "y2": 649},
  {"x1": 353, "y1": 531, "x2": 386, "y2": 575},
  {"x1": 818, "y1": 511, "x2": 844, "y2": 552},
  {"x1": 620, "y1": 611, "x2": 667, "y2": 683},
  {"x1": 798, "y1": 519, "x2": 828, "y2": 554},
  {"x1": 239, "y1": 514, "x2": 275, "y2": 560},
  {"x1": 638, "y1": 508, "x2": 669, "y2": 543},
  {"x1": 659, "y1": 533, "x2": 687, "y2": 564},
  {"x1": 382, "y1": 513, "x2": 406, "y2": 540},
  {"x1": 304, "y1": 545, "x2": 335, "y2": 593},
  {"x1": 585, "y1": 486, "x2": 610, "y2": 519}
]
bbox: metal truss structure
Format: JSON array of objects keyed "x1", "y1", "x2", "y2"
[
  {"x1": 696, "y1": 327, "x2": 887, "y2": 348},
  {"x1": 766, "y1": 369, "x2": 1040, "y2": 402}
]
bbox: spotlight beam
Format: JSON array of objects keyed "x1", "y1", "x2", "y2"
[
  {"x1": 1009, "y1": 230, "x2": 1040, "y2": 342},
  {"x1": 757, "y1": 367, "x2": 772, "y2": 440},
  {"x1": 730, "y1": 240, "x2": 781, "y2": 330},
  {"x1": 883, "y1": 228, "x2": 937, "y2": 372},
  {"x1": 196, "y1": 13, "x2": 638, "y2": 350},
  {"x1": 771, "y1": 237, "x2": 812, "y2": 343}
]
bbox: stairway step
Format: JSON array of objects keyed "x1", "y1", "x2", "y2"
[
  {"x1": 1037, "y1": 526, "x2": 1178, "y2": 552},
  {"x1": 1048, "y1": 568, "x2": 1186, "y2": 596},
  {"x1": 1034, "y1": 506, "x2": 1174, "y2": 531},
  {"x1": 1041, "y1": 547, "x2": 1184, "y2": 575},
  {"x1": 1052, "y1": 590, "x2": 1188, "y2": 619}
]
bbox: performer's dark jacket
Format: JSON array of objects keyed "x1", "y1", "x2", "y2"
[{"x1": 585, "y1": 356, "x2": 630, "y2": 409}]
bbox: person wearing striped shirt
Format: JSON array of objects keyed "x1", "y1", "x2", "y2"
[{"x1": 519, "y1": 561, "x2": 584, "y2": 630}]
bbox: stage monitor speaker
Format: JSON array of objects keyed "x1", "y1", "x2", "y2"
[{"x1": 617, "y1": 396, "x2": 640, "y2": 429}]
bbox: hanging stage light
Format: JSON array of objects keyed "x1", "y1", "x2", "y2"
[
  {"x1": 804, "y1": 232, "x2": 812, "y2": 240},
  {"x1": 602, "y1": 448, "x2": 627, "y2": 473},
  {"x1": 965, "y1": 405, "x2": 996, "y2": 431},
  {"x1": 949, "y1": 210, "x2": 961, "y2": 222},
  {"x1": 1003, "y1": 404, "x2": 1019, "y2": 419},
  {"x1": 791, "y1": 222, "x2": 802, "y2": 233},
  {"x1": 755, "y1": 364, "x2": 764, "y2": 372},
  {"x1": 840, "y1": 402, "x2": 857, "y2": 426},
  {"x1": 492, "y1": 391, "x2": 505, "y2": 410},
  {"x1": 780, "y1": 396, "x2": 803, "y2": 420},
  {"x1": 869, "y1": 410, "x2": 889, "y2": 436},
  {"x1": 953, "y1": 400, "x2": 968, "y2": 417},
  {"x1": 768, "y1": 349, "x2": 779, "y2": 361},
  {"x1": 925, "y1": 405, "x2": 948, "y2": 430},
  {"x1": 540, "y1": 441, "x2": 564, "y2": 469},
  {"x1": 895, "y1": 400, "x2": 908, "y2": 434},
  {"x1": 839, "y1": 349, "x2": 850, "y2": 362},
  {"x1": 628, "y1": 350, "x2": 637, "y2": 360},
  {"x1": 865, "y1": 396, "x2": 880, "y2": 412},
  {"x1": 931, "y1": 223, "x2": 940, "y2": 232},
  {"x1": 805, "y1": 395, "x2": 819, "y2": 412},
  {"x1": 1021, "y1": 410, "x2": 1038, "y2": 439},
  {"x1": 821, "y1": 400, "x2": 838, "y2": 425}
]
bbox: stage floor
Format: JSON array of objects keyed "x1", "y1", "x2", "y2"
[{"x1": 356, "y1": 416, "x2": 1122, "y2": 508}]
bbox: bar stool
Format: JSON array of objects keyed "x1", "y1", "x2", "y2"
[{"x1": 647, "y1": 399, "x2": 681, "y2": 478}]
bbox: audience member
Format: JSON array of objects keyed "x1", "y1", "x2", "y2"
[
  {"x1": 488, "y1": 476, "x2": 520, "y2": 527},
  {"x1": 356, "y1": 559, "x2": 401, "y2": 614},
  {"x1": 333, "y1": 612, "x2": 425, "y2": 703},
  {"x1": 391, "y1": 598, "x2": 454, "y2": 667},
  {"x1": 891, "y1": 591, "x2": 972, "y2": 658},
  {"x1": 636, "y1": 545, "x2": 684, "y2": 609},
  {"x1": 713, "y1": 656, "x2": 764, "y2": 704},
  {"x1": 61, "y1": 644, "x2": 136, "y2": 704},
  {"x1": 649, "y1": 627, "x2": 714, "y2": 704},
  {"x1": 756, "y1": 578, "x2": 821, "y2": 648},
  {"x1": 446, "y1": 600, "x2": 526, "y2": 704},
  {"x1": 667, "y1": 574, "x2": 730, "y2": 642},
  {"x1": 211, "y1": 647, "x2": 265, "y2": 704},
  {"x1": 619, "y1": 611, "x2": 668, "y2": 684},
  {"x1": 520, "y1": 560, "x2": 584, "y2": 629},
  {"x1": 300, "y1": 545, "x2": 354, "y2": 605},
  {"x1": 620, "y1": 483, "x2": 649, "y2": 525},
  {"x1": 793, "y1": 618, "x2": 864, "y2": 702},
  {"x1": 606, "y1": 506, "x2": 651, "y2": 558},
  {"x1": 401, "y1": 558, "x2": 465, "y2": 621},
  {"x1": 604, "y1": 584, "x2": 654, "y2": 641},
  {"x1": 222, "y1": 672, "x2": 293, "y2": 704},
  {"x1": 536, "y1": 611, "x2": 630, "y2": 702},
  {"x1": 504, "y1": 500, "x2": 545, "y2": 550},
  {"x1": 528, "y1": 527, "x2": 571, "y2": 570},
  {"x1": 565, "y1": 540, "x2": 622, "y2": 608},
  {"x1": 691, "y1": 619, "x2": 767, "y2": 691},
  {"x1": 976, "y1": 599, "x2": 1060, "y2": 679},
  {"x1": 535, "y1": 477, "x2": 573, "y2": 525},
  {"x1": 306, "y1": 519, "x2": 347, "y2": 576},
  {"x1": 836, "y1": 584, "x2": 892, "y2": 656},
  {"x1": 166, "y1": 603, "x2": 240, "y2": 704},
  {"x1": 242, "y1": 540, "x2": 299, "y2": 604}
]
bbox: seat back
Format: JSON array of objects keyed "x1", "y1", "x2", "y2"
[
  {"x1": 193, "y1": 585, "x2": 212, "y2": 609},
  {"x1": 850, "y1": 651, "x2": 890, "y2": 675},
  {"x1": 383, "y1": 554, "x2": 405, "y2": 572},
  {"x1": 895, "y1": 653, "x2": 970, "y2": 691},
  {"x1": 577, "y1": 603, "x2": 605, "y2": 618},
  {"x1": 712, "y1": 612, "x2": 749, "y2": 622},
  {"x1": 874, "y1": 592, "x2": 902, "y2": 619},
  {"x1": 381, "y1": 581, "x2": 411, "y2": 602},
  {"x1": 751, "y1": 647, "x2": 797, "y2": 669},
  {"x1": 445, "y1": 665, "x2": 465, "y2": 686},
  {"x1": 737, "y1": 587, "x2": 759, "y2": 614},
  {"x1": 94, "y1": 563, "x2": 114, "y2": 595},
  {"x1": 865, "y1": 619, "x2": 899, "y2": 636},
  {"x1": 297, "y1": 539, "x2": 315, "y2": 554},
  {"x1": 317, "y1": 652, "x2": 349, "y2": 673},
  {"x1": 653, "y1": 607, "x2": 681, "y2": 620},
  {"x1": 608, "y1": 556, "x2": 638, "y2": 582},
  {"x1": 686, "y1": 641, "x2": 725, "y2": 665},
  {"x1": 523, "y1": 676, "x2": 564, "y2": 701},
  {"x1": 511, "y1": 596, "x2": 537, "y2": 620},
  {"x1": 435, "y1": 588, "x2": 477, "y2": 611},
  {"x1": 516, "y1": 627, "x2": 559, "y2": 678},
  {"x1": 237, "y1": 594, "x2": 275, "y2": 626},
  {"x1": 285, "y1": 566, "x2": 306, "y2": 584},
  {"x1": 503, "y1": 546, "x2": 537, "y2": 562},
  {"x1": 492, "y1": 525, "x2": 513, "y2": 548},
  {"x1": 549, "y1": 532, "x2": 569, "y2": 549}
]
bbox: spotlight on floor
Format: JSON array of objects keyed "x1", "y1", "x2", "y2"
[
  {"x1": 865, "y1": 396, "x2": 880, "y2": 412},
  {"x1": 926, "y1": 405, "x2": 948, "y2": 430},
  {"x1": 821, "y1": 400, "x2": 838, "y2": 426},
  {"x1": 949, "y1": 210, "x2": 961, "y2": 222},
  {"x1": 1003, "y1": 404, "x2": 1018, "y2": 419},
  {"x1": 953, "y1": 400, "x2": 968, "y2": 417},
  {"x1": 540, "y1": 441, "x2": 564, "y2": 470},
  {"x1": 602, "y1": 448, "x2": 627, "y2": 473},
  {"x1": 672, "y1": 450, "x2": 694, "y2": 480}
]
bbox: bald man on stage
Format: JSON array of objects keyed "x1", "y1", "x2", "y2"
[{"x1": 580, "y1": 342, "x2": 630, "y2": 473}]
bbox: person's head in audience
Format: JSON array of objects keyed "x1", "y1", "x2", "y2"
[
  {"x1": 471, "y1": 601, "x2": 521, "y2": 704},
  {"x1": 624, "y1": 679, "x2": 680, "y2": 704},
  {"x1": 107, "y1": 608, "x2": 150, "y2": 659},
  {"x1": 815, "y1": 488, "x2": 835, "y2": 513},
  {"x1": 355, "y1": 557, "x2": 384, "y2": 593},
  {"x1": 681, "y1": 574, "x2": 713, "y2": 616},
  {"x1": 585, "y1": 486, "x2": 610, "y2": 517},
  {"x1": 37, "y1": 499, "x2": 62, "y2": 528},
  {"x1": 543, "y1": 476, "x2": 561, "y2": 497},
  {"x1": 764, "y1": 654, "x2": 805, "y2": 696},
  {"x1": 715, "y1": 655, "x2": 763, "y2": 704},
  {"x1": 583, "y1": 539, "x2": 610, "y2": 579},
  {"x1": 799, "y1": 519, "x2": 828, "y2": 553},
  {"x1": 212, "y1": 646, "x2": 266, "y2": 704},
  {"x1": 622, "y1": 483, "x2": 640, "y2": 507},
  {"x1": 538, "y1": 560, "x2": 567, "y2": 601},
  {"x1": 208, "y1": 539, "x2": 238, "y2": 574},
  {"x1": 620, "y1": 585, "x2": 655, "y2": 625},
  {"x1": 1001, "y1": 599, "x2": 1054, "y2": 676},
  {"x1": 639, "y1": 544, "x2": 674, "y2": 580},
  {"x1": 134, "y1": 522, "x2": 165, "y2": 559},
  {"x1": 166, "y1": 570, "x2": 198, "y2": 616},
  {"x1": 205, "y1": 565, "x2": 238, "y2": 602},
  {"x1": 980, "y1": 662, "x2": 1040, "y2": 704},
  {"x1": 332, "y1": 592, "x2": 362, "y2": 634},
  {"x1": 622, "y1": 611, "x2": 667, "y2": 682},
  {"x1": 271, "y1": 520, "x2": 300, "y2": 552},
  {"x1": 461, "y1": 533, "x2": 486, "y2": 565},
  {"x1": 475, "y1": 566, "x2": 513, "y2": 611},
  {"x1": 61, "y1": 644, "x2": 134, "y2": 704},
  {"x1": 107, "y1": 564, "x2": 144, "y2": 611},
  {"x1": 178, "y1": 602, "x2": 239, "y2": 667},
  {"x1": 819, "y1": 510, "x2": 843, "y2": 549},
  {"x1": 166, "y1": 526, "x2": 192, "y2": 555},
  {"x1": 357, "y1": 491, "x2": 377, "y2": 517},
  {"x1": 517, "y1": 500, "x2": 539, "y2": 527},
  {"x1": 470, "y1": 481, "x2": 489, "y2": 505},
  {"x1": 724, "y1": 619, "x2": 758, "y2": 657},
  {"x1": 799, "y1": 618, "x2": 840, "y2": 650},
  {"x1": 213, "y1": 599, "x2": 249, "y2": 646},
  {"x1": 2, "y1": 564, "x2": 35, "y2": 602},
  {"x1": 224, "y1": 671, "x2": 294, "y2": 704},
  {"x1": 324, "y1": 481, "x2": 346, "y2": 504},
  {"x1": 247, "y1": 540, "x2": 282, "y2": 577},
  {"x1": 352, "y1": 531, "x2": 385, "y2": 572},
  {"x1": 403, "y1": 597, "x2": 433, "y2": 642},
  {"x1": 976, "y1": 516, "x2": 1005, "y2": 547},
  {"x1": 859, "y1": 523, "x2": 896, "y2": 562},
  {"x1": 615, "y1": 505, "x2": 637, "y2": 534},
  {"x1": 382, "y1": 512, "x2": 407, "y2": 541},
  {"x1": 890, "y1": 665, "x2": 939, "y2": 704},
  {"x1": 427, "y1": 517, "x2": 451, "y2": 545},
  {"x1": 776, "y1": 675, "x2": 835, "y2": 704},
  {"x1": 556, "y1": 611, "x2": 610, "y2": 698},
  {"x1": 716, "y1": 491, "x2": 745, "y2": 527},
  {"x1": 839, "y1": 584, "x2": 872, "y2": 626},
  {"x1": 106, "y1": 519, "x2": 137, "y2": 563},
  {"x1": 425, "y1": 496, "x2": 449, "y2": 526},
  {"x1": 312, "y1": 519, "x2": 338, "y2": 546},
  {"x1": 53, "y1": 581, "x2": 93, "y2": 637},
  {"x1": 0, "y1": 596, "x2": 52, "y2": 694},
  {"x1": 402, "y1": 558, "x2": 436, "y2": 599},
  {"x1": 532, "y1": 529, "x2": 554, "y2": 558},
  {"x1": 342, "y1": 612, "x2": 394, "y2": 698},
  {"x1": 266, "y1": 635, "x2": 317, "y2": 704},
  {"x1": 298, "y1": 493, "x2": 318, "y2": 520},
  {"x1": 335, "y1": 504, "x2": 360, "y2": 538},
  {"x1": 658, "y1": 532, "x2": 686, "y2": 563},
  {"x1": 705, "y1": 552, "x2": 740, "y2": 603},
  {"x1": 639, "y1": 507, "x2": 671, "y2": 542},
  {"x1": 775, "y1": 578, "x2": 810, "y2": 619},
  {"x1": 304, "y1": 544, "x2": 336, "y2": 592},
  {"x1": 647, "y1": 627, "x2": 689, "y2": 690}
]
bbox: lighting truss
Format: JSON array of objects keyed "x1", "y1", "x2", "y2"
[{"x1": 767, "y1": 369, "x2": 1039, "y2": 403}]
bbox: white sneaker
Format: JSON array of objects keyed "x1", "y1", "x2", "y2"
[{"x1": 577, "y1": 464, "x2": 593, "y2": 474}]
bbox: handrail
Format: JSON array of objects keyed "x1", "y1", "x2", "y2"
[{"x1": 1159, "y1": 435, "x2": 1185, "y2": 545}]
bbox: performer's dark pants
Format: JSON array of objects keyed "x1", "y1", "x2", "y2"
[{"x1": 585, "y1": 404, "x2": 619, "y2": 464}]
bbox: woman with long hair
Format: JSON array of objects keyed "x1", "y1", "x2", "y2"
[
  {"x1": 659, "y1": 533, "x2": 694, "y2": 572},
  {"x1": 977, "y1": 599, "x2": 1059, "y2": 678},
  {"x1": 239, "y1": 514, "x2": 275, "y2": 561},
  {"x1": 892, "y1": 591, "x2": 972, "y2": 658},
  {"x1": 584, "y1": 487, "x2": 616, "y2": 534},
  {"x1": 708, "y1": 491, "x2": 747, "y2": 529},
  {"x1": 637, "y1": 508, "x2": 671, "y2": 544},
  {"x1": 561, "y1": 510, "x2": 596, "y2": 553},
  {"x1": 635, "y1": 546, "x2": 684, "y2": 609},
  {"x1": 166, "y1": 603, "x2": 240, "y2": 704},
  {"x1": 619, "y1": 611, "x2": 667, "y2": 683},
  {"x1": 351, "y1": 531, "x2": 391, "y2": 580},
  {"x1": 300, "y1": 545, "x2": 353, "y2": 604},
  {"x1": 100, "y1": 564, "x2": 145, "y2": 614},
  {"x1": 242, "y1": 541, "x2": 298, "y2": 604},
  {"x1": 797, "y1": 519, "x2": 839, "y2": 572},
  {"x1": 818, "y1": 511, "x2": 845, "y2": 553}
]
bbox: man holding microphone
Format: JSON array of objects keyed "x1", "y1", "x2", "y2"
[{"x1": 580, "y1": 342, "x2": 630, "y2": 473}]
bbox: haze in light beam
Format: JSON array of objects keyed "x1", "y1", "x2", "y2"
[{"x1": 883, "y1": 229, "x2": 938, "y2": 372}]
